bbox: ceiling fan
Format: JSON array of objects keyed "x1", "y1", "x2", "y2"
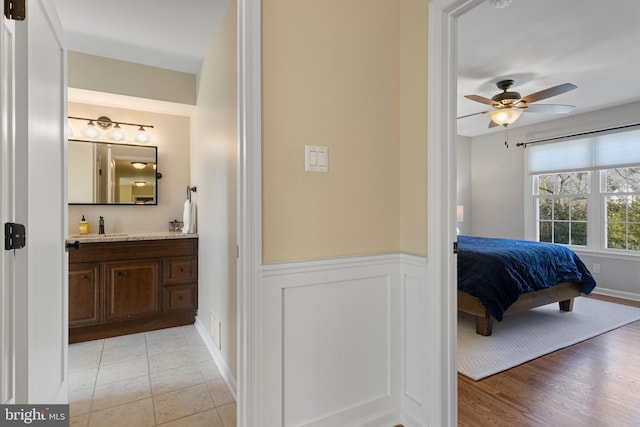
[{"x1": 459, "y1": 79, "x2": 577, "y2": 128}]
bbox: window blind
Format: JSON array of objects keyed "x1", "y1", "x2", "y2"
[{"x1": 528, "y1": 129, "x2": 640, "y2": 174}]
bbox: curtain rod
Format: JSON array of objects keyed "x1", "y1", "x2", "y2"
[{"x1": 516, "y1": 122, "x2": 640, "y2": 148}]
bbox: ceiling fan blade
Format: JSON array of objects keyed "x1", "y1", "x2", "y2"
[
  {"x1": 524, "y1": 104, "x2": 575, "y2": 114},
  {"x1": 521, "y1": 83, "x2": 577, "y2": 104},
  {"x1": 457, "y1": 110, "x2": 490, "y2": 119},
  {"x1": 465, "y1": 94, "x2": 497, "y2": 106}
]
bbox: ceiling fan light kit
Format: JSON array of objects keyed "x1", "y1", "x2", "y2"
[
  {"x1": 490, "y1": 107, "x2": 522, "y2": 126},
  {"x1": 459, "y1": 79, "x2": 577, "y2": 134}
]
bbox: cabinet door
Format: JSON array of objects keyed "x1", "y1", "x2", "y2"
[
  {"x1": 106, "y1": 260, "x2": 161, "y2": 321},
  {"x1": 69, "y1": 263, "x2": 102, "y2": 327}
]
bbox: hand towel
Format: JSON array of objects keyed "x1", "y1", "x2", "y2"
[
  {"x1": 182, "y1": 199, "x2": 191, "y2": 234},
  {"x1": 181, "y1": 199, "x2": 197, "y2": 234},
  {"x1": 188, "y1": 199, "x2": 197, "y2": 233}
]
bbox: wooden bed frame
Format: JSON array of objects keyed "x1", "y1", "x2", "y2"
[{"x1": 458, "y1": 281, "x2": 584, "y2": 336}]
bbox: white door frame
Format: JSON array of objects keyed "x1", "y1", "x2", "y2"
[
  {"x1": 427, "y1": 1, "x2": 483, "y2": 425},
  {"x1": 237, "y1": 0, "x2": 262, "y2": 425}
]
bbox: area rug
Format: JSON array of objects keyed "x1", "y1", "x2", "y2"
[{"x1": 457, "y1": 297, "x2": 640, "y2": 381}]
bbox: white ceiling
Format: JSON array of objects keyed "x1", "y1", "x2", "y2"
[
  {"x1": 458, "y1": 0, "x2": 640, "y2": 137},
  {"x1": 54, "y1": 0, "x2": 640, "y2": 135},
  {"x1": 54, "y1": 0, "x2": 227, "y2": 75}
]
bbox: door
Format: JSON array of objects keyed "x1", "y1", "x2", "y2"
[
  {"x1": 106, "y1": 260, "x2": 161, "y2": 321},
  {"x1": 69, "y1": 263, "x2": 102, "y2": 327},
  {"x1": 12, "y1": 0, "x2": 68, "y2": 403},
  {"x1": 1, "y1": 1, "x2": 17, "y2": 405}
]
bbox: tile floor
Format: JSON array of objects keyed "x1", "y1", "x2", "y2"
[{"x1": 68, "y1": 325, "x2": 236, "y2": 427}]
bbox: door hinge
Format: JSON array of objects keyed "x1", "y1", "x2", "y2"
[
  {"x1": 4, "y1": 222, "x2": 26, "y2": 251},
  {"x1": 236, "y1": 245, "x2": 239, "y2": 259},
  {"x1": 4, "y1": 0, "x2": 26, "y2": 21},
  {"x1": 453, "y1": 241, "x2": 459, "y2": 254}
]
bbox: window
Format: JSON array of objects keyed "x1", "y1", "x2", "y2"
[
  {"x1": 534, "y1": 172, "x2": 589, "y2": 246},
  {"x1": 603, "y1": 167, "x2": 640, "y2": 250},
  {"x1": 527, "y1": 128, "x2": 640, "y2": 254}
]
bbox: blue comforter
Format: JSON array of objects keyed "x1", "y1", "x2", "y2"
[{"x1": 457, "y1": 235, "x2": 596, "y2": 321}]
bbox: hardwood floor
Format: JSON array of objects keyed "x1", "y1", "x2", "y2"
[{"x1": 458, "y1": 295, "x2": 640, "y2": 427}]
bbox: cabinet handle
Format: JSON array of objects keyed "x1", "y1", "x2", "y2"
[
  {"x1": 177, "y1": 296, "x2": 184, "y2": 302},
  {"x1": 178, "y1": 267, "x2": 184, "y2": 272},
  {"x1": 80, "y1": 275, "x2": 88, "y2": 280},
  {"x1": 66, "y1": 240, "x2": 81, "y2": 251},
  {"x1": 116, "y1": 271, "x2": 123, "y2": 277}
]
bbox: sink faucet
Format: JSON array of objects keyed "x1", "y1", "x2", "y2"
[{"x1": 99, "y1": 216, "x2": 105, "y2": 235}]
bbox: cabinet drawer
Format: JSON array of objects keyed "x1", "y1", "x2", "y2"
[
  {"x1": 164, "y1": 256, "x2": 197, "y2": 284},
  {"x1": 163, "y1": 284, "x2": 196, "y2": 312}
]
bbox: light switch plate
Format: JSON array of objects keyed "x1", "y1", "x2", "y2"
[{"x1": 305, "y1": 145, "x2": 328, "y2": 172}]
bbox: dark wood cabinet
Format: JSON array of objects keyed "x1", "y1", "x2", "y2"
[
  {"x1": 69, "y1": 237, "x2": 198, "y2": 343},
  {"x1": 106, "y1": 260, "x2": 161, "y2": 321},
  {"x1": 69, "y1": 263, "x2": 102, "y2": 327}
]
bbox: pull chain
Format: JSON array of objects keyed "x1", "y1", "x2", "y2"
[{"x1": 504, "y1": 125, "x2": 509, "y2": 148}]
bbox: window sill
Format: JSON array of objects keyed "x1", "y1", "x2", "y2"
[{"x1": 572, "y1": 248, "x2": 640, "y2": 262}]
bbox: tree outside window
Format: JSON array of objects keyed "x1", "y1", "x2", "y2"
[
  {"x1": 604, "y1": 167, "x2": 640, "y2": 251},
  {"x1": 536, "y1": 171, "x2": 589, "y2": 246}
]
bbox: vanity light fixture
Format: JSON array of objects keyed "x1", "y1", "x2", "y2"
[
  {"x1": 133, "y1": 126, "x2": 151, "y2": 144},
  {"x1": 134, "y1": 181, "x2": 147, "y2": 187},
  {"x1": 131, "y1": 162, "x2": 147, "y2": 170},
  {"x1": 81, "y1": 120, "x2": 100, "y2": 138},
  {"x1": 107, "y1": 123, "x2": 126, "y2": 141},
  {"x1": 68, "y1": 115, "x2": 154, "y2": 144}
]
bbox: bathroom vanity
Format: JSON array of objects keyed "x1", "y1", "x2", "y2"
[{"x1": 68, "y1": 232, "x2": 198, "y2": 343}]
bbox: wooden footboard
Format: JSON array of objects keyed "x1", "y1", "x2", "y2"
[{"x1": 458, "y1": 281, "x2": 583, "y2": 336}]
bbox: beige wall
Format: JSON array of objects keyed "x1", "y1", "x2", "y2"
[
  {"x1": 68, "y1": 52, "x2": 197, "y2": 105},
  {"x1": 262, "y1": 0, "x2": 402, "y2": 263},
  {"x1": 262, "y1": 0, "x2": 429, "y2": 263},
  {"x1": 68, "y1": 102, "x2": 191, "y2": 234},
  {"x1": 400, "y1": 0, "x2": 429, "y2": 256},
  {"x1": 191, "y1": 0, "x2": 238, "y2": 376}
]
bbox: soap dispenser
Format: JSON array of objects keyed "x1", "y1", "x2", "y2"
[
  {"x1": 99, "y1": 216, "x2": 105, "y2": 235},
  {"x1": 79, "y1": 215, "x2": 88, "y2": 234}
]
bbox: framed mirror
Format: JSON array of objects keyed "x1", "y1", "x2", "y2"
[{"x1": 68, "y1": 139, "x2": 158, "y2": 205}]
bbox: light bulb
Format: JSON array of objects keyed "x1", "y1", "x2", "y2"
[
  {"x1": 134, "y1": 181, "x2": 146, "y2": 187},
  {"x1": 131, "y1": 162, "x2": 147, "y2": 170},
  {"x1": 107, "y1": 123, "x2": 126, "y2": 141},
  {"x1": 490, "y1": 107, "x2": 522, "y2": 126},
  {"x1": 133, "y1": 126, "x2": 151, "y2": 144},
  {"x1": 81, "y1": 121, "x2": 100, "y2": 138}
]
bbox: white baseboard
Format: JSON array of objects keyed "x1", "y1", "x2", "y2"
[
  {"x1": 401, "y1": 410, "x2": 429, "y2": 427},
  {"x1": 194, "y1": 316, "x2": 237, "y2": 401},
  {"x1": 592, "y1": 287, "x2": 640, "y2": 302}
]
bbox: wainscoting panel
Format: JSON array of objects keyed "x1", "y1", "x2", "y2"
[
  {"x1": 261, "y1": 255, "x2": 402, "y2": 426},
  {"x1": 261, "y1": 254, "x2": 433, "y2": 427},
  {"x1": 283, "y1": 275, "x2": 391, "y2": 425},
  {"x1": 400, "y1": 255, "x2": 429, "y2": 427}
]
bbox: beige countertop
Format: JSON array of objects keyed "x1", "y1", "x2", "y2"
[{"x1": 68, "y1": 231, "x2": 198, "y2": 243}]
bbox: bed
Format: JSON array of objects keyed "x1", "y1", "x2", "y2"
[{"x1": 457, "y1": 235, "x2": 597, "y2": 336}]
